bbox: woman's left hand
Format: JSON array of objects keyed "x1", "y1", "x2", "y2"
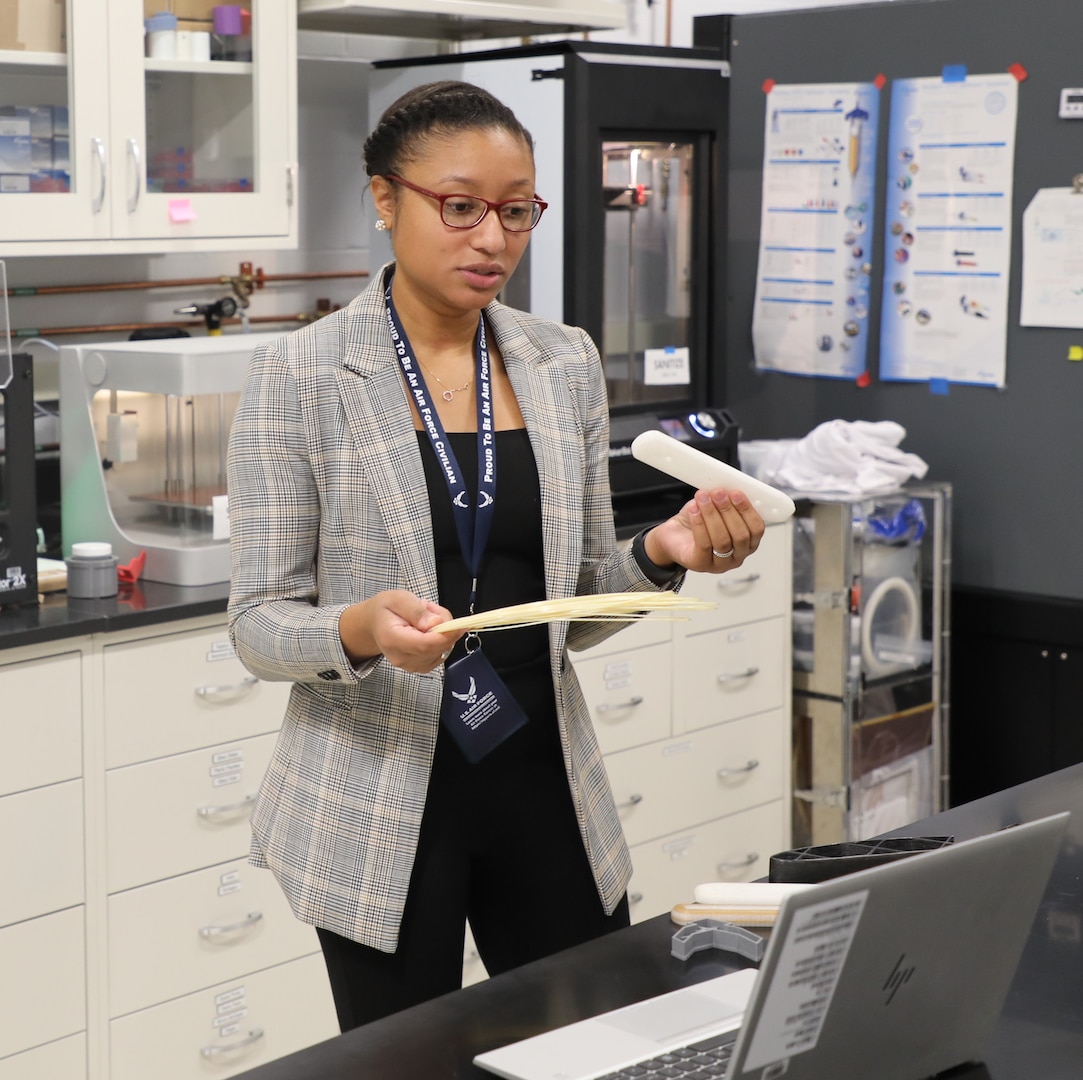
[{"x1": 644, "y1": 488, "x2": 766, "y2": 574}]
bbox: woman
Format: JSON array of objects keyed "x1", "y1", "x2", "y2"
[{"x1": 227, "y1": 80, "x2": 765, "y2": 1030}]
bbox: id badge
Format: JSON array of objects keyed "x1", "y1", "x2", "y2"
[{"x1": 439, "y1": 648, "x2": 529, "y2": 763}]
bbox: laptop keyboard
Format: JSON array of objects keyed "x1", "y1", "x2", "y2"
[{"x1": 596, "y1": 1030, "x2": 738, "y2": 1079}]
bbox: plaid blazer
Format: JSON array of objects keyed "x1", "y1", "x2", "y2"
[{"x1": 227, "y1": 266, "x2": 665, "y2": 951}]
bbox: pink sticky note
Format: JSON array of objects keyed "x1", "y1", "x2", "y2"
[{"x1": 168, "y1": 199, "x2": 196, "y2": 223}]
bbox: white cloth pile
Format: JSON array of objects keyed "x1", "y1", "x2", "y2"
[{"x1": 741, "y1": 420, "x2": 928, "y2": 495}]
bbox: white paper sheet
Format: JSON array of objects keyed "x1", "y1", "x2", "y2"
[
  {"x1": 752, "y1": 82, "x2": 880, "y2": 379},
  {"x1": 1020, "y1": 187, "x2": 1083, "y2": 328},
  {"x1": 878, "y1": 72, "x2": 1019, "y2": 387}
]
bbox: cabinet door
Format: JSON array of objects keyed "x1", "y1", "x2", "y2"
[
  {"x1": 0, "y1": 1, "x2": 112, "y2": 243},
  {"x1": 106, "y1": 0, "x2": 294, "y2": 244},
  {"x1": 0, "y1": 1033, "x2": 86, "y2": 1080}
]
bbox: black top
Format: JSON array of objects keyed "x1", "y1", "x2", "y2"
[{"x1": 418, "y1": 428, "x2": 549, "y2": 672}]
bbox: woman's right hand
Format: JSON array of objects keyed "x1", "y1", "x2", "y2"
[{"x1": 339, "y1": 590, "x2": 462, "y2": 674}]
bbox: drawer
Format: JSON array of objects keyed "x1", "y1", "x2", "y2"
[
  {"x1": 109, "y1": 953, "x2": 338, "y2": 1080},
  {"x1": 570, "y1": 614, "x2": 672, "y2": 662},
  {"x1": 573, "y1": 642, "x2": 671, "y2": 754},
  {"x1": 109, "y1": 858, "x2": 320, "y2": 1017},
  {"x1": 0, "y1": 907, "x2": 85, "y2": 1059},
  {"x1": 0, "y1": 652, "x2": 82, "y2": 796},
  {"x1": 605, "y1": 710, "x2": 786, "y2": 846},
  {"x1": 106, "y1": 733, "x2": 277, "y2": 892},
  {"x1": 103, "y1": 627, "x2": 289, "y2": 769},
  {"x1": 0, "y1": 1033, "x2": 86, "y2": 1080},
  {"x1": 679, "y1": 522, "x2": 791, "y2": 633},
  {"x1": 0, "y1": 781, "x2": 84, "y2": 928},
  {"x1": 627, "y1": 801, "x2": 787, "y2": 924},
  {"x1": 672, "y1": 616, "x2": 787, "y2": 735}
]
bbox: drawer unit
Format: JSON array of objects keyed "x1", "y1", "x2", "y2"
[
  {"x1": 627, "y1": 801, "x2": 786, "y2": 923},
  {"x1": 106, "y1": 733, "x2": 277, "y2": 892},
  {"x1": 672, "y1": 616, "x2": 788, "y2": 735},
  {"x1": 0, "y1": 1033, "x2": 86, "y2": 1080},
  {"x1": 605, "y1": 709, "x2": 787, "y2": 847},
  {"x1": 103, "y1": 627, "x2": 289, "y2": 769},
  {"x1": 109, "y1": 953, "x2": 338, "y2": 1080},
  {"x1": 680, "y1": 525, "x2": 791, "y2": 632},
  {"x1": 0, "y1": 780, "x2": 84, "y2": 928},
  {"x1": 109, "y1": 859, "x2": 320, "y2": 1017},
  {"x1": 573, "y1": 641, "x2": 672, "y2": 754},
  {"x1": 571, "y1": 614, "x2": 672, "y2": 662},
  {"x1": 0, "y1": 652, "x2": 82, "y2": 797},
  {"x1": 0, "y1": 907, "x2": 85, "y2": 1060}
]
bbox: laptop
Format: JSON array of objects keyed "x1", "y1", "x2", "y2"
[{"x1": 475, "y1": 812, "x2": 1069, "y2": 1080}]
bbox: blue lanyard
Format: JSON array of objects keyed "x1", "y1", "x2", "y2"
[{"x1": 385, "y1": 277, "x2": 496, "y2": 616}]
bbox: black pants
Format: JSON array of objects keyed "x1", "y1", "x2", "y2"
[{"x1": 317, "y1": 671, "x2": 629, "y2": 1031}]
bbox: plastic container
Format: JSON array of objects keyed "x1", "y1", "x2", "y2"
[
  {"x1": 144, "y1": 12, "x2": 178, "y2": 59},
  {"x1": 211, "y1": 6, "x2": 252, "y2": 61},
  {"x1": 66, "y1": 542, "x2": 119, "y2": 599}
]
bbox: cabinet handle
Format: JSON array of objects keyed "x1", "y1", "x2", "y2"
[
  {"x1": 616, "y1": 793, "x2": 644, "y2": 809},
  {"x1": 717, "y1": 853, "x2": 759, "y2": 872},
  {"x1": 126, "y1": 138, "x2": 142, "y2": 214},
  {"x1": 596, "y1": 696, "x2": 644, "y2": 714},
  {"x1": 717, "y1": 572, "x2": 761, "y2": 590},
  {"x1": 717, "y1": 666, "x2": 759, "y2": 684},
  {"x1": 197, "y1": 794, "x2": 256, "y2": 822},
  {"x1": 717, "y1": 759, "x2": 760, "y2": 779},
  {"x1": 92, "y1": 137, "x2": 107, "y2": 214},
  {"x1": 196, "y1": 676, "x2": 259, "y2": 703},
  {"x1": 198, "y1": 911, "x2": 264, "y2": 941},
  {"x1": 199, "y1": 1028, "x2": 265, "y2": 1060}
]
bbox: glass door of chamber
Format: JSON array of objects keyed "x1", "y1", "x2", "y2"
[{"x1": 602, "y1": 140, "x2": 695, "y2": 409}]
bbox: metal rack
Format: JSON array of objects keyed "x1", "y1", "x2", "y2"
[{"x1": 789, "y1": 482, "x2": 952, "y2": 846}]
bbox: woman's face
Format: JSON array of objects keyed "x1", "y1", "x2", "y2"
[{"x1": 373, "y1": 126, "x2": 537, "y2": 320}]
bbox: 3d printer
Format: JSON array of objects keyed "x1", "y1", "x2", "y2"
[{"x1": 59, "y1": 333, "x2": 280, "y2": 586}]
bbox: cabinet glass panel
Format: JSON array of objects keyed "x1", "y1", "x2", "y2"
[
  {"x1": 602, "y1": 140, "x2": 693, "y2": 408},
  {"x1": 143, "y1": 4, "x2": 256, "y2": 196},
  {"x1": 0, "y1": 4, "x2": 71, "y2": 198}
]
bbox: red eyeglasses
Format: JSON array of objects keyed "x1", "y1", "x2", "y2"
[{"x1": 386, "y1": 174, "x2": 548, "y2": 232}]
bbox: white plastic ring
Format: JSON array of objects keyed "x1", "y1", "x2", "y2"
[{"x1": 860, "y1": 575, "x2": 919, "y2": 676}]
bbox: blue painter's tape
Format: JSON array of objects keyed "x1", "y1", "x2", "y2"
[
  {"x1": 930, "y1": 378, "x2": 950, "y2": 395},
  {"x1": 942, "y1": 65, "x2": 967, "y2": 83}
]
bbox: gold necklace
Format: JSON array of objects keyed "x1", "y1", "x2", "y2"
[{"x1": 419, "y1": 360, "x2": 473, "y2": 402}]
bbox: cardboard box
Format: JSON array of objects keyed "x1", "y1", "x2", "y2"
[
  {"x1": 0, "y1": 0, "x2": 66, "y2": 53},
  {"x1": 144, "y1": 1, "x2": 216, "y2": 23},
  {"x1": 0, "y1": 108, "x2": 32, "y2": 174}
]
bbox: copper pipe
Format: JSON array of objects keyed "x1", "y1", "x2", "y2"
[
  {"x1": 6, "y1": 267, "x2": 367, "y2": 299},
  {"x1": 13, "y1": 312, "x2": 331, "y2": 338}
]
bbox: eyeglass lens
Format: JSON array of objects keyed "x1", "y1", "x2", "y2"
[{"x1": 442, "y1": 196, "x2": 541, "y2": 231}]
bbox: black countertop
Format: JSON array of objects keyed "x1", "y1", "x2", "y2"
[{"x1": 0, "y1": 580, "x2": 231, "y2": 651}]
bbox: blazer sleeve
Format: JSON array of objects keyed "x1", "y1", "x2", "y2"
[{"x1": 226, "y1": 338, "x2": 371, "y2": 685}]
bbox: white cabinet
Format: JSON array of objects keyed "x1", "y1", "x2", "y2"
[
  {"x1": 0, "y1": 0, "x2": 297, "y2": 255},
  {"x1": 571, "y1": 523, "x2": 793, "y2": 924},
  {"x1": 0, "y1": 617, "x2": 335, "y2": 1080}
]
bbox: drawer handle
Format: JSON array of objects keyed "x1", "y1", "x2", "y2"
[
  {"x1": 196, "y1": 676, "x2": 259, "y2": 703},
  {"x1": 717, "y1": 853, "x2": 759, "y2": 872},
  {"x1": 596, "y1": 696, "x2": 644, "y2": 714},
  {"x1": 92, "y1": 137, "x2": 107, "y2": 214},
  {"x1": 629, "y1": 891, "x2": 644, "y2": 906},
  {"x1": 197, "y1": 794, "x2": 257, "y2": 822},
  {"x1": 199, "y1": 1028, "x2": 265, "y2": 1060},
  {"x1": 717, "y1": 666, "x2": 759, "y2": 684},
  {"x1": 717, "y1": 759, "x2": 760, "y2": 779},
  {"x1": 616, "y1": 793, "x2": 644, "y2": 810},
  {"x1": 199, "y1": 911, "x2": 264, "y2": 941},
  {"x1": 716, "y1": 572, "x2": 761, "y2": 590}
]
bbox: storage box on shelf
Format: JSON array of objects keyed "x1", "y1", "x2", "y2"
[
  {"x1": 0, "y1": 614, "x2": 338, "y2": 1080},
  {"x1": 790, "y1": 483, "x2": 952, "y2": 847},
  {"x1": 570, "y1": 523, "x2": 793, "y2": 923}
]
